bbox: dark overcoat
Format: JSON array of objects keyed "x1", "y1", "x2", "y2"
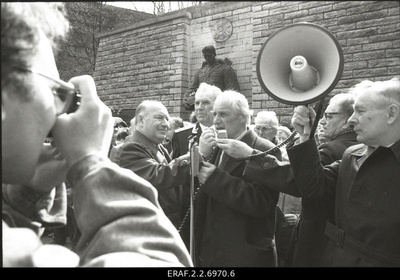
[
  {"x1": 118, "y1": 130, "x2": 191, "y2": 229},
  {"x1": 245, "y1": 139, "x2": 400, "y2": 266},
  {"x1": 194, "y1": 129, "x2": 281, "y2": 267},
  {"x1": 287, "y1": 130, "x2": 358, "y2": 266}
]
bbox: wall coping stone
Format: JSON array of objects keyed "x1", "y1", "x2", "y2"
[{"x1": 96, "y1": 9, "x2": 193, "y2": 39}]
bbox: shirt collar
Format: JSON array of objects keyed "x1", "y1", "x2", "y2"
[
  {"x1": 199, "y1": 123, "x2": 213, "y2": 132},
  {"x1": 389, "y1": 138, "x2": 400, "y2": 163}
]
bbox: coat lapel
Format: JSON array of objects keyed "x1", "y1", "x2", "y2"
[
  {"x1": 211, "y1": 129, "x2": 258, "y2": 173},
  {"x1": 131, "y1": 130, "x2": 168, "y2": 163}
]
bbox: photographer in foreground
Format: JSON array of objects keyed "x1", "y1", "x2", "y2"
[{"x1": 2, "y1": 2, "x2": 191, "y2": 267}]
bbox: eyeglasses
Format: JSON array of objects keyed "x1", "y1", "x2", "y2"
[
  {"x1": 323, "y1": 112, "x2": 344, "y2": 120},
  {"x1": 13, "y1": 66, "x2": 81, "y2": 115},
  {"x1": 254, "y1": 125, "x2": 275, "y2": 133}
]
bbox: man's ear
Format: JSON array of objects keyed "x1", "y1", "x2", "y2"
[
  {"x1": 239, "y1": 114, "x2": 248, "y2": 124},
  {"x1": 136, "y1": 114, "x2": 145, "y2": 127},
  {"x1": 387, "y1": 104, "x2": 399, "y2": 124}
]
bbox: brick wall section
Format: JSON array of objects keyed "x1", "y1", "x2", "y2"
[
  {"x1": 94, "y1": 10, "x2": 192, "y2": 121},
  {"x1": 251, "y1": 1, "x2": 400, "y2": 126},
  {"x1": 95, "y1": 1, "x2": 399, "y2": 126}
]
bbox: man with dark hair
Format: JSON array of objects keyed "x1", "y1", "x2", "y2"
[
  {"x1": 284, "y1": 92, "x2": 358, "y2": 267},
  {"x1": 183, "y1": 45, "x2": 240, "y2": 110}
]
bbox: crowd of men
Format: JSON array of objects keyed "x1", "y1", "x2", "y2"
[{"x1": 2, "y1": 2, "x2": 400, "y2": 268}]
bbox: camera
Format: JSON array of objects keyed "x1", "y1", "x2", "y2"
[{"x1": 65, "y1": 90, "x2": 81, "y2": 114}]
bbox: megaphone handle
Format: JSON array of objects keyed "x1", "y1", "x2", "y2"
[
  {"x1": 303, "y1": 121, "x2": 311, "y2": 136},
  {"x1": 301, "y1": 104, "x2": 312, "y2": 137},
  {"x1": 309, "y1": 98, "x2": 325, "y2": 140}
]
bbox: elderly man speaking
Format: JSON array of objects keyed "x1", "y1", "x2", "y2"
[{"x1": 193, "y1": 90, "x2": 281, "y2": 267}]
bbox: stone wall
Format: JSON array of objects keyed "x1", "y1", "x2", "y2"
[{"x1": 95, "y1": 1, "x2": 399, "y2": 126}]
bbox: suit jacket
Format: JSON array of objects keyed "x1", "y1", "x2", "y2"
[
  {"x1": 194, "y1": 128, "x2": 282, "y2": 267},
  {"x1": 117, "y1": 130, "x2": 192, "y2": 229}
]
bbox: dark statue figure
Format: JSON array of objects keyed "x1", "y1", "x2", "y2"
[{"x1": 183, "y1": 45, "x2": 240, "y2": 111}]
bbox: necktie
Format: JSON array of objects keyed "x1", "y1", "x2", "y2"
[
  {"x1": 156, "y1": 145, "x2": 169, "y2": 164},
  {"x1": 218, "y1": 151, "x2": 230, "y2": 169}
]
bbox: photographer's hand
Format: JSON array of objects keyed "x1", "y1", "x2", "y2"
[
  {"x1": 28, "y1": 142, "x2": 67, "y2": 192},
  {"x1": 52, "y1": 75, "x2": 113, "y2": 168}
]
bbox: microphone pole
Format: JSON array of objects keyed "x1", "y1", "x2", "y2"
[{"x1": 188, "y1": 128, "x2": 199, "y2": 264}]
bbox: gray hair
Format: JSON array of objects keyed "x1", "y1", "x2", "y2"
[
  {"x1": 350, "y1": 77, "x2": 400, "y2": 108},
  {"x1": 255, "y1": 111, "x2": 279, "y2": 127},
  {"x1": 213, "y1": 90, "x2": 250, "y2": 120},
  {"x1": 195, "y1": 82, "x2": 222, "y2": 101}
]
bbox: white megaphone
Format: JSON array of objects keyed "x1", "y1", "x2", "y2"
[
  {"x1": 289, "y1": 55, "x2": 320, "y2": 92},
  {"x1": 256, "y1": 22, "x2": 344, "y2": 135}
]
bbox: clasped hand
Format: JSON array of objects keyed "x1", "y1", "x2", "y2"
[
  {"x1": 291, "y1": 105, "x2": 316, "y2": 142},
  {"x1": 199, "y1": 127, "x2": 217, "y2": 158}
]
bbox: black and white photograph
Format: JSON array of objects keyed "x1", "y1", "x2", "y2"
[{"x1": 2, "y1": 1, "x2": 399, "y2": 272}]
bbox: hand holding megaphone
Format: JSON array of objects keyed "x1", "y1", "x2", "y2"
[{"x1": 291, "y1": 105, "x2": 316, "y2": 140}]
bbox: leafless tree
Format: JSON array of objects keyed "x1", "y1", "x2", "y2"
[
  {"x1": 57, "y1": 2, "x2": 153, "y2": 79},
  {"x1": 147, "y1": 1, "x2": 203, "y2": 15}
]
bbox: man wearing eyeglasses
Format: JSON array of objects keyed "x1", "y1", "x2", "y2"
[
  {"x1": 217, "y1": 92, "x2": 358, "y2": 266},
  {"x1": 253, "y1": 110, "x2": 301, "y2": 266},
  {"x1": 2, "y1": 2, "x2": 191, "y2": 267},
  {"x1": 220, "y1": 77, "x2": 400, "y2": 266},
  {"x1": 254, "y1": 111, "x2": 279, "y2": 144},
  {"x1": 282, "y1": 92, "x2": 359, "y2": 267}
]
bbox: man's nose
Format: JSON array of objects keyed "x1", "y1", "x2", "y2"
[{"x1": 347, "y1": 113, "x2": 356, "y2": 124}]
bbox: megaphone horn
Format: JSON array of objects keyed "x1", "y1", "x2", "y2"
[{"x1": 256, "y1": 22, "x2": 344, "y2": 106}]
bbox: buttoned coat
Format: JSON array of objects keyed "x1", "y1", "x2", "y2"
[
  {"x1": 118, "y1": 130, "x2": 192, "y2": 228},
  {"x1": 287, "y1": 130, "x2": 358, "y2": 266},
  {"x1": 245, "y1": 139, "x2": 400, "y2": 266},
  {"x1": 194, "y1": 129, "x2": 281, "y2": 267}
]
